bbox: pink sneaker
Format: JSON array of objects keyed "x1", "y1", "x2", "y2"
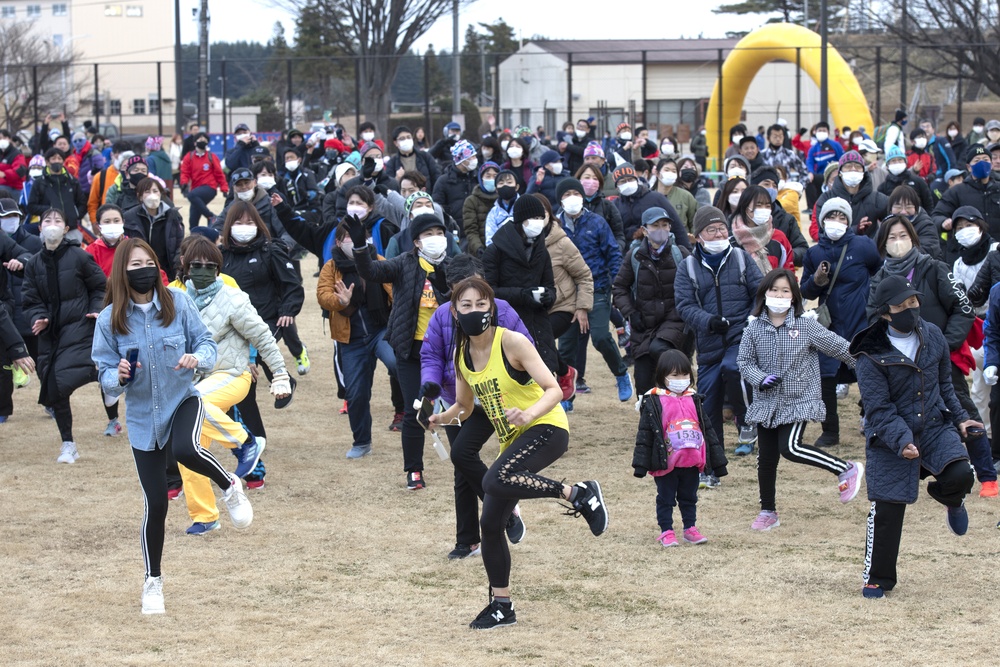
[
  {"x1": 683, "y1": 526, "x2": 708, "y2": 544},
  {"x1": 657, "y1": 530, "x2": 679, "y2": 547},
  {"x1": 838, "y1": 462, "x2": 865, "y2": 503},
  {"x1": 751, "y1": 511, "x2": 780, "y2": 531}
]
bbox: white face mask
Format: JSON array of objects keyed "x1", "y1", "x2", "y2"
[
  {"x1": 765, "y1": 296, "x2": 792, "y2": 313},
  {"x1": 661, "y1": 143, "x2": 674, "y2": 154},
  {"x1": 618, "y1": 181, "x2": 638, "y2": 197},
  {"x1": 728, "y1": 192, "x2": 742, "y2": 208},
  {"x1": 506, "y1": 145, "x2": 523, "y2": 159},
  {"x1": 948, "y1": 129, "x2": 959, "y2": 139},
  {"x1": 777, "y1": 179, "x2": 786, "y2": 191},
  {"x1": 0, "y1": 215, "x2": 19, "y2": 233},
  {"x1": 732, "y1": 134, "x2": 744, "y2": 143},
  {"x1": 727, "y1": 167, "x2": 746, "y2": 179},
  {"x1": 464, "y1": 158, "x2": 478, "y2": 172},
  {"x1": 361, "y1": 131, "x2": 375, "y2": 142},
  {"x1": 914, "y1": 138, "x2": 927, "y2": 149},
  {"x1": 522, "y1": 218, "x2": 545, "y2": 239},
  {"x1": 619, "y1": 132, "x2": 632, "y2": 142},
  {"x1": 751, "y1": 209, "x2": 771, "y2": 226},
  {"x1": 841, "y1": 171, "x2": 864, "y2": 187},
  {"x1": 419, "y1": 235, "x2": 447, "y2": 259},
  {"x1": 562, "y1": 195, "x2": 583, "y2": 216},
  {"x1": 575, "y1": 129, "x2": 587, "y2": 138},
  {"x1": 659, "y1": 171, "x2": 677, "y2": 186},
  {"x1": 143, "y1": 194, "x2": 161, "y2": 209},
  {"x1": 956, "y1": 227, "x2": 983, "y2": 247},
  {"x1": 398, "y1": 139, "x2": 414, "y2": 153},
  {"x1": 411, "y1": 206, "x2": 435, "y2": 219},
  {"x1": 667, "y1": 379, "x2": 691, "y2": 394},
  {"x1": 702, "y1": 239, "x2": 730, "y2": 254},
  {"x1": 346, "y1": 204, "x2": 369, "y2": 220},
  {"x1": 852, "y1": 136, "x2": 862, "y2": 145},
  {"x1": 338, "y1": 239, "x2": 354, "y2": 254},
  {"x1": 824, "y1": 220, "x2": 848, "y2": 241},
  {"x1": 887, "y1": 161, "x2": 907, "y2": 176},
  {"x1": 548, "y1": 162, "x2": 563, "y2": 175},
  {"x1": 0, "y1": 140, "x2": 9, "y2": 151},
  {"x1": 886, "y1": 238, "x2": 913, "y2": 258},
  {"x1": 372, "y1": 158, "x2": 384, "y2": 173},
  {"x1": 101, "y1": 223, "x2": 124, "y2": 241},
  {"x1": 257, "y1": 176, "x2": 276, "y2": 189},
  {"x1": 236, "y1": 189, "x2": 254, "y2": 202},
  {"x1": 974, "y1": 125, "x2": 985, "y2": 134},
  {"x1": 285, "y1": 160, "x2": 300, "y2": 172},
  {"x1": 815, "y1": 132, "x2": 829, "y2": 143},
  {"x1": 501, "y1": 140, "x2": 510, "y2": 151},
  {"x1": 41, "y1": 224, "x2": 65, "y2": 244},
  {"x1": 29, "y1": 169, "x2": 43, "y2": 179},
  {"x1": 231, "y1": 224, "x2": 258, "y2": 243}
]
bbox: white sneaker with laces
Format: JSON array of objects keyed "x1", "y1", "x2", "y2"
[
  {"x1": 57, "y1": 441, "x2": 79, "y2": 464},
  {"x1": 221, "y1": 473, "x2": 253, "y2": 529},
  {"x1": 142, "y1": 576, "x2": 165, "y2": 614}
]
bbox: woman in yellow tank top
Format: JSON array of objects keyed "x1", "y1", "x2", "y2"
[{"x1": 431, "y1": 277, "x2": 609, "y2": 630}]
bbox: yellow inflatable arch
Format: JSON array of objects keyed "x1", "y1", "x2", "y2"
[{"x1": 705, "y1": 23, "x2": 873, "y2": 166}]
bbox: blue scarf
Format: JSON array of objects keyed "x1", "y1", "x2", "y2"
[{"x1": 186, "y1": 277, "x2": 223, "y2": 310}]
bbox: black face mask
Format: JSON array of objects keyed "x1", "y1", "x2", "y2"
[
  {"x1": 195, "y1": 140, "x2": 208, "y2": 150},
  {"x1": 129, "y1": 172, "x2": 146, "y2": 187},
  {"x1": 126, "y1": 266, "x2": 159, "y2": 295},
  {"x1": 679, "y1": 169, "x2": 697, "y2": 184},
  {"x1": 888, "y1": 306, "x2": 920, "y2": 334},
  {"x1": 456, "y1": 309, "x2": 492, "y2": 337},
  {"x1": 497, "y1": 185, "x2": 517, "y2": 201},
  {"x1": 325, "y1": 149, "x2": 339, "y2": 162}
]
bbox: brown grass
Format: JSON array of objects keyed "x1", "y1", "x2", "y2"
[{"x1": 3, "y1": 266, "x2": 1000, "y2": 667}]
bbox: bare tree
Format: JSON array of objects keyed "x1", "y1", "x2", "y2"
[
  {"x1": 861, "y1": 0, "x2": 1000, "y2": 97},
  {"x1": 280, "y1": 0, "x2": 475, "y2": 132},
  {"x1": 0, "y1": 21, "x2": 85, "y2": 134}
]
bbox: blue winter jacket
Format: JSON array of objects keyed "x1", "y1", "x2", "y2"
[
  {"x1": 981, "y1": 281, "x2": 1000, "y2": 370},
  {"x1": 674, "y1": 245, "x2": 763, "y2": 366},
  {"x1": 805, "y1": 139, "x2": 844, "y2": 176},
  {"x1": 800, "y1": 228, "x2": 882, "y2": 377},
  {"x1": 559, "y1": 208, "x2": 622, "y2": 292},
  {"x1": 851, "y1": 319, "x2": 970, "y2": 503}
]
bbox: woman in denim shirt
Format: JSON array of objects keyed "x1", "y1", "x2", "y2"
[{"x1": 92, "y1": 238, "x2": 253, "y2": 616}]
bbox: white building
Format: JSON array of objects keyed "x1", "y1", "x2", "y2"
[{"x1": 499, "y1": 39, "x2": 823, "y2": 142}]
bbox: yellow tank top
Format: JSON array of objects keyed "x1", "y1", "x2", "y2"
[{"x1": 458, "y1": 327, "x2": 568, "y2": 451}]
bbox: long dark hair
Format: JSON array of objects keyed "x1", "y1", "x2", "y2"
[
  {"x1": 751, "y1": 268, "x2": 804, "y2": 318},
  {"x1": 450, "y1": 277, "x2": 498, "y2": 372},
  {"x1": 221, "y1": 200, "x2": 271, "y2": 247},
  {"x1": 718, "y1": 177, "x2": 747, "y2": 217},
  {"x1": 104, "y1": 238, "x2": 174, "y2": 335},
  {"x1": 875, "y1": 215, "x2": 920, "y2": 257}
]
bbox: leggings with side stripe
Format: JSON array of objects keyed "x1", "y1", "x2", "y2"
[
  {"x1": 131, "y1": 395, "x2": 233, "y2": 578},
  {"x1": 756, "y1": 421, "x2": 850, "y2": 512}
]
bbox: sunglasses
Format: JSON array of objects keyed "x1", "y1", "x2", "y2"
[{"x1": 189, "y1": 262, "x2": 218, "y2": 270}]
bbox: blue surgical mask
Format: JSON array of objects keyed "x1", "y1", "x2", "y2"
[
  {"x1": 764, "y1": 187, "x2": 777, "y2": 202},
  {"x1": 972, "y1": 161, "x2": 992, "y2": 179},
  {"x1": 482, "y1": 178, "x2": 496, "y2": 193}
]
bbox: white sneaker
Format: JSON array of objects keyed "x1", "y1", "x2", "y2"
[
  {"x1": 141, "y1": 576, "x2": 165, "y2": 615},
  {"x1": 835, "y1": 383, "x2": 849, "y2": 400},
  {"x1": 57, "y1": 441, "x2": 79, "y2": 464},
  {"x1": 221, "y1": 473, "x2": 253, "y2": 529}
]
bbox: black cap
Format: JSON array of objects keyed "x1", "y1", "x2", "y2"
[
  {"x1": 0, "y1": 198, "x2": 22, "y2": 217},
  {"x1": 409, "y1": 213, "x2": 445, "y2": 242},
  {"x1": 874, "y1": 275, "x2": 922, "y2": 309},
  {"x1": 967, "y1": 144, "x2": 988, "y2": 162},
  {"x1": 953, "y1": 205, "x2": 985, "y2": 224},
  {"x1": 512, "y1": 193, "x2": 546, "y2": 224},
  {"x1": 230, "y1": 167, "x2": 253, "y2": 184},
  {"x1": 234, "y1": 123, "x2": 250, "y2": 133},
  {"x1": 250, "y1": 145, "x2": 270, "y2": 158}
]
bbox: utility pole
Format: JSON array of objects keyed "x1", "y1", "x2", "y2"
[
  {"x1": 452, "y1": 0, "x2": 461, "y2": 122},
  {"x1": 820, "y1": 0, "x2": 828, "y2": 125},
  {"x1": 198, "y1": 0, "x2": 210, "y2": 131},
  {"x1": 174, "y1": 0, "x2": 183, "y2": 132}
]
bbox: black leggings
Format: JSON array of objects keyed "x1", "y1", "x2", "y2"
[
  {"x1": 102, "y1": 387, "x2": 119, "y2": 421},
  {"x1": 444, "y1": 406, "x2": 496, "y2": 545},
  {"x1": 50, "y1": 396, "x2": 74, "y2": 442},
  {"x1": 131, "y1": 395, "x2": 233, "y2": 578},
  {"x1": 757, "y1": 421, "x2": 850, "y2": 512},
  {"x1": 549, "y1": 311, "x2": 574, "y2": 377},
  {"x1": 480, "y1": 425, "x2": 569, "y2": 589}
]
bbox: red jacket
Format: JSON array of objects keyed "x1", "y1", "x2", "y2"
[
  {"x1": 906, "y1": 151, "x2": 936, "y2": 181},
  {"x1": 180, "y1": 150, "x2": 228, "y2": 192},
  {"x1": 85, "y1": 238, "x2": 169, "y2": 284},
  {"x1": 0, "y1": 149, "x2": 26, "y2": 191}
]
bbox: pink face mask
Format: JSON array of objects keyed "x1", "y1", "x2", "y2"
[{"x1": 581, "y1": 178, "x2": 600, "y2": 197}]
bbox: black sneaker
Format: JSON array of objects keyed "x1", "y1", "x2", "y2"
[
  {"x1": 447, "y1": 543, "x2": 481, "y2": 560},
  {"x1": 469, "y1": 599, "x2": 516, "y2": 630},
  {"x1": 565, "y1": 480, "x2": 609, "y2": 536},
  {"x1": 814, "y1": 432, "x2": 840, "y2": 448},
  {"x1": 406, "y1": 471, "x2": 426, "y2": 490},
  {"x1": 505, "y1": 505, "x2": 526, "y2": 544},
  {"x1": 274, "y1": 377, "x2": 296, "y2": 410}
]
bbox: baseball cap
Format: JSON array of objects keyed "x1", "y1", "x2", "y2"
[
  {"x1": 874, "y1": 275, "x2": 922, "y2": 309},
  {"x1": 230, "y1": 167, "x2": 253, "y2": 183}
]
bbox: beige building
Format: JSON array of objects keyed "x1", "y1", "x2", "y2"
[{"x1": 1, "y1": 0, "x2": 177, "y2": 133}]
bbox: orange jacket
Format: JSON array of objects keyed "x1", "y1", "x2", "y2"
[{"x1": 88, "y1": 164, "x2": 119, "y2": 223}]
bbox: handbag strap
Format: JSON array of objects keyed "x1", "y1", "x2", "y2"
[{"x1": 821, "y1": 243, "x2": 849, "y2": 305}]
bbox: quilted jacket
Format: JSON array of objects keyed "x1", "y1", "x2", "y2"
[
  {"x1": 544, "y1": 222, "x2": 594, "y2": 315},
  {"x1": 632, "y1": 391, "x2": 727, "y2": 478},
  {"x1": 851, "y1": 319, "x2": 970, "y2": 503}
]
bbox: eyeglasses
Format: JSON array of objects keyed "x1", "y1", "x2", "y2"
[
  {"x1": 701, "y1": 225, "x2": 729, "y2": 238},
  {"x1": 189, "y1": 262, "x2": 218, "y2": 270}
]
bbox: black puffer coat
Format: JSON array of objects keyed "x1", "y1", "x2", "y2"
[
  {"x1": 878, "y1": 169, "x2": 935, "y2": 213},
  {"x1": 583, "y1": 192, "x2": 626, "y2": 251},
  {"x1": 22, "y1": 239, "x2": 105, "y2": 405},
  {"x1": 482, "y1": 222, "x2": 558, "y2": 372},
  {"x1": 770, "y1": 203, "x2": 809, "y2": 266},
  {"x1": 221, "y1": 236, "x2": 304, "y2": 322},
  {"x1": 432, "y1": 165, "x2": 478, "y2": 227},
  {"x1": 123, "y1": 203, "x2": 185, "y2": 279},
  {"x1": 813, "y1": 173, "x2": 890, "y2": 238},
  {"x1": 851, "y1": 319, "x2": 970, "y2": 503},
  {"x1": 612, "y1": 238, "x2": 689, "y2": 360},
  {"x1": 5, "y1": 227, "x2": 41, "y2": 336},
  {"x1": 632, "y1": 391, "x2": 727, "y2": 478},
  {"x1": 353, "y1": 248, "x2": 450, "y2": 361},
  {"x1": 612, "y1": 184, "x2": 691, "y2": 250},
  {"x1": 932, "y1": 175, "x2": 1000, "y2": 258}
]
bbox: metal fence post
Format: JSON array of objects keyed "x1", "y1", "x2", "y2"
[
  {"x1": 424, "y1": 54, "x2": 431, "y2": 135},
  {"x1": 157, "y1": 61, "x2": 163, "y2": 136},
  {"x1": 354, "y1": 58, "x2": 361, "y2": 132},
  {"x1": 956, "y1": 56, "x2": 963, "y2": 126},
  {"x1": 286, "y1": 58, "x2": 293, "y2": 129},
  {"x1": 94, "y1": 63, "x2": 100, "y2": 129},
  {"x1": 493, "y1": 53, "x2": 500, "y2": 128},
  {"x1": 221, "y1": 58, "x2": 228, "y2": 151},
  {"x1": 795, "y1": 48, "x2": 801, "y2": 134},
  {"x1": 875, "y1": 47, "x2": 881, "y2": 123},
  {"x1": 717, "y1": 48, "x2": 723, "y2": 171},
  {"x1": 641, "y1": 50, "x2": 647, "y2": 127},
  {"x1": 566, "y1": 52, "x2": 573, "y2": 125},
  {"x1": 32, "y1": 65, "x2": 38, "y2": 131}
]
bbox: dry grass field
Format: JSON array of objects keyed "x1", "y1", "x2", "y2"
[{"x1": 3, "y1": 251, "x2": 1000, "y2": 666}]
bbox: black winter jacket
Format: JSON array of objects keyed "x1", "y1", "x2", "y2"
[
  {"x1": 22, "y1": 240, "x2": 105, "y2": 405},
  {"x1": 932, "y1": 175, "x2": 1000, "y2": 259},
  {"x1": 770, "y1": 203, "x2": 809, "y2": 266},
  {"x1": 215, "y1": 187, "x2": 292, "y2": 249},
  {"x1": 123, "y1": 203, "x2": 185, "y2": 279},
  {"x1": 5, "y1": 227, "x2": 41, "y2": 336},
  {"x1": 27, "y1": 170, "x2": 87, "y2": 229},
  {"x1": 0, "y1": 232, "x2": 32, "y2": 315},
  {"x1": 813, "y1": 173, "x2": 889, "y2": 239},
  {"x1": 353, "y1": 248, "x2": 450, "y2": 361},
  {"x1": 583, "y1": 193, "x2": 626, "y2": 251},
  {"x1": 386, "y1": 150, "x2": 440, "y2": 191},
  {"x1": 878, "y1": 170, "x2": 935, "y2": 213},
  {"x1": 432, "y1": 165, "x2": 478, "y2": 228},
  {"x1": 612, "y1": 185, "x2": 691, "y2": 250},
  {"x1": 612, "y1": 238, "x2": 690, "y2": 360},
  {"x1": 632, "y1": 391, "x2": 727, "y2": 478},
  {"x1": 966, "y1": 248, "x2": 1000, "y2": 308},
  {"x1": 221, "y1": 237, "x2": 304, "y2": 322},
  {"x1": 851, "y1": 319, "x2": 970, "y2": 503},
  {"x1": 909, "y1": 209, "x2": 944, "y2": 260},
  {"x1": 482, "y1": 222, "x2": 558, "y2": 373}
]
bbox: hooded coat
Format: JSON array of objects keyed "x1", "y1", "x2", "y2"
[
  {"x1": 811, "y1": 173, "x2": 889, "y2": 241},
  {"x1": 123, "y1": 202, "x2": 185, "y2": 279},
  {"x1": 462, "y1": 183, "x2": 497, "y2": 256},
  {"x1": 612, "y1": 183, "x2": 691, "y2": 250},
  {"x1": 432, "y1": 164, "x2": 478, "y2": 226}
]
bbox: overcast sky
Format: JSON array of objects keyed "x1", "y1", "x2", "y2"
[{"x1": 181, "y1": 0, "x2": 766, "y2": 49}]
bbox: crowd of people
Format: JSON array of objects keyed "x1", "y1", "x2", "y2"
[{"x1": 2, "y1": 107, "x2": 1000, "y2": 625}]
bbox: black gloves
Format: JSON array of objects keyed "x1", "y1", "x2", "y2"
[
  {"x1": 346, "y1": 214, "x2": 367, "y2": 248},
  {"x1": 181, "y1": 184, "x2": 190, "y2": 197},
  {"x1": 362, "y1": 157, "x2": 377, "y2": 179},
  {"x1": 708, "y1": 316, "x2": 730, "y2": 335},
  {"x1": 419, "y1": 381, "x2": 442, "y2": 400},
  {"x1": 428, "y1": 267, "x2": 449, "y2": 295},
  {"x1": 538, "y1": 287, "x2": 555, "y2": 309}
]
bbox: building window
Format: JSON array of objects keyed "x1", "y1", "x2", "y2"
[
  {"x1": 645, "y1": 99, "x2": 702, "y2": 134},
  {"x1": 501, "y1": 109, "x2": 512, "y2": 130},
  {"x1": 109, "y1": 99, "x2": 121, "y2": 116},
  {"x1": 132, "y1": 99, "x2": 145, "y2": 115},
  {"x1": 518, "y1": 108, "x2": 530, "y2": 127},
  {"x1": 544, "y1": 109, "x2": 557, "y2": 137},
  {"x1": 52, "y1": 3, "x2": 67, "y2": 15},
  {"x1": 52, "y1": 34, "x2": 63, "y2": 48},
  {"x1": 149, "y1": 98, "x2": 160, "y2": 114},
  {"x1": 1, "y1": 7, "x2": 16, "y2": 18},
  {"x1": 26, "y1": 5, "x2": 41, "y2": 18}
]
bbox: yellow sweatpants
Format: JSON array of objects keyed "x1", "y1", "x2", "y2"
[{"x1": 180, "y1": 371, "x2": 252, "y2": 523}]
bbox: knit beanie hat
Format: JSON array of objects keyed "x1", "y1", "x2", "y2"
[
  {"x1": 886, "y1": 145, "x2": 905, "y2": 162},
  {"x1": 838, "y1": 150, "x2": 864, "y2": 168},
  {"x1": 539, "y1": 149, "x2": 561, "y2": 167},
  {"x1": 819, "y1": 197, "x2": 853, "y2": 226},
  {"x1": 612, "y1": 162, "x2": 636, "y2": 184},
  {"x1": 478, "y1": 161, "x2": 500, "y2": 189},
  {"x1": 724, "y1": 155, "x2": 750, "y2": 174},
  {"x1": 145, "y1": 136, "x2": 163, "y2": 152},
  {"x1": 750, "y1": 165, "x2": 780, "y2": 186},
  {"x1": 404, "y1": 191, "x2": 432, "y2": 217},
  {"x1": 555, "y1": 178, "x2": 584, "y2": 201},
  {"x1": 451, "y1": 139, "x2": 476, "y2": 164},
  {"x1": 334, "y1": 162, "x2": 356, "y2": 185},
  {"x1": 409, "y1": 213, "x2": 445, "y2": 240},
  {"x1": 122, "y1": 155, "x2": 147, "y2": 173},
  {"x1": 359, "y1": 141, "x2": 381, "y2": 157},
  {"x1": 616, "y1": 122, "x2": 631, "y2": 134},
  {"x1": 512, "y1": 193, "x2": 546, "y2": 224},
  {"x1": 583, "y1": 141, "x2": 604, "y2": 158},
  {"x1": 28, "y1": 155, "x2": 45, "y2": 169},
  {"x1": 692, "y1": 206, "x2": 727, "y2": 238},
  {"x1": 823, "y1": 161, "x2": 840, "y2": 183}
]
